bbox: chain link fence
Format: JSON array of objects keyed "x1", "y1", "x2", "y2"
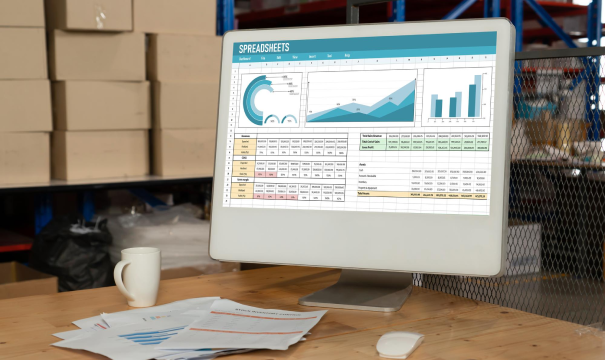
[{"x1": 418, "y1": 48, "x2": 605, "y2": 326}]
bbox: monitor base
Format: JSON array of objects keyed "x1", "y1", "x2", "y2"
[{"x1": 298, "y1": 269, "x2": 413, "y2": 312}]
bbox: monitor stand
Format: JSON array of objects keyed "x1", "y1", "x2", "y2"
[{"x1": 298, "y1": 269, "x2": 413, "y2": 312}]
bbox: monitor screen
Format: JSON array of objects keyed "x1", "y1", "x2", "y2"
[{"x1": 221, "y1": 32, "x2": 496, "y2": 216}]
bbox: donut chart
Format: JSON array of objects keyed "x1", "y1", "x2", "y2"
[
  {"x1": 237, "y1": 72, "x2": 303, "y2": 128},
  {"x1": 282, "y1": 115, "x2": 297, "y2": 123},
  {"x1": 243, "y1": 75, "x2": 274, "y2": 126}
]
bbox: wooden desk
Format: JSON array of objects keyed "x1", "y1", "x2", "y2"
[{"x1": 0, "y1": 266, "x2": 603, "y2": 359}]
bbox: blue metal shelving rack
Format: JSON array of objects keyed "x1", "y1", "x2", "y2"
[
  {"x1": 347, "y1": 0, "x2": 603, "y2": 141},
  {"x1": 512, "y1": 0, "x2": 602, "y2": 141},
  {"x1": 24, "y1": 0, "x2": 605, "y2": 235}
]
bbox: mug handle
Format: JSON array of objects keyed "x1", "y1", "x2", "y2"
[{"x1": 114, "y1": 260, "x2": 135, "y2": 301}]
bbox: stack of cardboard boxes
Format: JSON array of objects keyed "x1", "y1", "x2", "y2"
[
  {"x1": 134, "y1": 0, "x2": 219, "y2": 176},
  {"x1": 0, "y1": 0, "x2": 52, "y2": 185},
  {"x1": 1, "y1": 0, "x2": 220, "y2": 183},
  {"x1": 46, "y1": 0, "x2": 150, "y2": 180}
]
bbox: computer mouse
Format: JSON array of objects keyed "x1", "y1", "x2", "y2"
[{"x1": 376, "y1": 331, "x2": 424, "y2": 359}]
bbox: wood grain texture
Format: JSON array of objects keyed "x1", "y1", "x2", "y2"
[{"x1": 0, "y1": 266, "x2": 601, "y2": 359}]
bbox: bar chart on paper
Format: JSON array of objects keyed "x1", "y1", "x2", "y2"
[
  {"x1": 305, "y1": 69, "x2": 417, "y2": 128},
  {"x1": 421, "y1": 67, "x2": 493, "y2": 127}
]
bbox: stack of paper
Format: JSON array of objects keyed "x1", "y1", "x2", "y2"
[{"x1": 52, "y1": 297, "x2": 326, "y2": 360}]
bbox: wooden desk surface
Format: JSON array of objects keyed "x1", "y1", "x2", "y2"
[{"x1": 0, "y1": 266, "x2": 603, "y2": 359}]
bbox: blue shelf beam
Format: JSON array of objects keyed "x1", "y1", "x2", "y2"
[
  {"x1": 443, "y1": 0, "x2": 477, "y2": 20},
  {"x1": 524, "y1": 0, "x2": 577, "y2": 49},
  {"x1": 129, "y1": 189, "x2": 168, "y2": 209}
]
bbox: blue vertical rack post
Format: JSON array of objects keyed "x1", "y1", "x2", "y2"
[
  {"x1": 388, "y1": 0, "x2": 405, "y2": 22},
  {"x1": 217, "y1": 0, "x2": 235, "y2": 35},
  {"x1": 484, "y1": 0, "x2": 500, "y2": 17},
  {"x1": 34, "y1": 194, "x2": 53, "y2": 234},
  {"x1": 510, "y1": 0, "x2": 523, "y2": 97},
  {"x1": 77, "y1": 192, "x2": 95, "y2": 222},
  {"x1": 586, "y1": 0, "x2": 602, "y2": 141},
  {"x1": 510, "y1": 0, "x2": 524, "y2": 52}
]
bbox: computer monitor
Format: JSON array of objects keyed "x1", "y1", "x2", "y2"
[{"x1": 210, "y1": 19, "x2": 515, "y2": 312}]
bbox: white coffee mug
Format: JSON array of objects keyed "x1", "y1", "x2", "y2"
[{"x1": 114, "y1": 247, "x2": 161, "y2": 307}]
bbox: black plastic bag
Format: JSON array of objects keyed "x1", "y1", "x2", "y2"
[{"x1": 30, "y1": 215, "x2": 113, "y2": 292}]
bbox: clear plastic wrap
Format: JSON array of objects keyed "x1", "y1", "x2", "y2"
[
  {"x1": 108, "y1": 205, "x2": 237, "y2": 274},
  {"x1": 575, "y1": 323, "x2": 605, "y2": 339}
]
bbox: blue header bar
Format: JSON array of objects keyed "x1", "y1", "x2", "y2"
[
  {"x1": 233, "y1": 46, "x2": 496, "y2": 63},
  {"x1": 232, "y1": 32, "x2": 497, "y2": 63}
]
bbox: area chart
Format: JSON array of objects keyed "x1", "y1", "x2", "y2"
[
  {"x1": 305, "y1": 70, "x2": 418, "y2": 128},
  {"x1": 307, "y1": 80, "x2": 415, "y2": 123}
]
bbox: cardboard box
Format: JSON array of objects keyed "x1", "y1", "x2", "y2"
[
  {"x1": 53, "y1": 81, "x2": 150, "y2": 131},
  {"x1": 153, "y1": 82, "x2": 219, "y2": 129},
  {"x1": 0, "y1": 0, "x2": 45, "y2": 27},
  {"x1": 147, "y1": 34, "x2": 222, "y2": 83},
  {"x1": 0, "y1": 133, "x2": 50, "y2": 185},
  {"x1": 152, "y1": 129, "x2": 215, "y2": 176},
  {"x1": 52, "y1": 130, "x2": 149, "y2": 180},
  {"x1": 0, "y1": 80, "x2": 52, "y2": 132},
  {"x1": 45, "y1": 0, "x2": 133, "y2": 31},
  {"x1": 133, "y1": 0, "x2": 215, "y2": 35},
  {"x1": 556, "y1": 119, "x2": 588, "y2": 155},
  {"x1": 0, "y1": 28, "x2": 47, "y2": 80},
  {"x1": 49, "y1": 30, "x2": 145, "y2": 81},
  {"x1": 0, "y1": 262, "x2": 57, "y2": 299},
  {"x1": 525, "y1": 111, "x2": 556, "y2": 146}
]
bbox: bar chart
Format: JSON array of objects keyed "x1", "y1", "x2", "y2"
[
  {"x1": 430, "y1": 75, "x2": 482, "y2": 118},
  {"x1": 422, "y1": 67, "x2": 493, "y2": 127}
]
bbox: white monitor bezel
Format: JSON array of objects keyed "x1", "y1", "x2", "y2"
[{"x1": 210, "y1": 19, "x2": 515, "y2": 277}]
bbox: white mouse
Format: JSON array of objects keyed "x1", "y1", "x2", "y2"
[{"x1": 376, "y1": 331, "x2": 424, "y2": 359}]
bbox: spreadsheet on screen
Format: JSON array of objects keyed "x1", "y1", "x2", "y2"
[{"x1": 222, "y1": 32, "x2": 496, "y2": 216}]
